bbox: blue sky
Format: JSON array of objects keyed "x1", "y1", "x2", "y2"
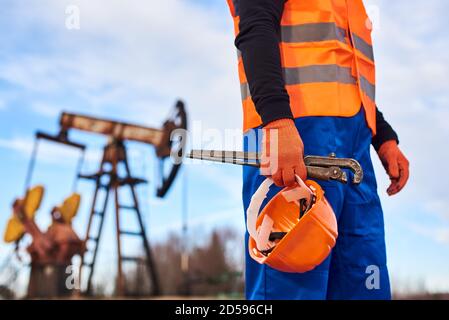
[{"x1": 0, "y1": 0, "x2": 448, "y2": 294}]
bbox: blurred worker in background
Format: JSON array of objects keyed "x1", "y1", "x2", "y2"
[{"x1": 226, "y1": 0, "x2": 410, "y2": 300}]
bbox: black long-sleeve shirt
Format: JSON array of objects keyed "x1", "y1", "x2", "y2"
[{"x1": 234, "y1": 0, "x2": 398, "y2": 150}]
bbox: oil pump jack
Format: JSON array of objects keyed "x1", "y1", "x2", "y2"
[{"x1": 35, "y1": 101, "x2": 187, "y2": 296}]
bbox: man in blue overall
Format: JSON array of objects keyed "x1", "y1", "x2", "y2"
[{"x1": 226, "y1": 0, "x2": 410, "y2": 300}]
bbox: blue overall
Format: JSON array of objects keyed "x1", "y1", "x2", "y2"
[{"x1": 242, "y1": 109, "x2": 391, "y2": 300}]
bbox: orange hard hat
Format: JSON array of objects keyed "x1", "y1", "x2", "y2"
[{"x1": 247, "y1": 176, "x2": 338, "y2": 273}]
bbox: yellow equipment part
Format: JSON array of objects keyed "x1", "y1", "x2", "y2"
[
  {"x1": 4, "y1": 217, "x2": 25, "y2": 243},
  {"x1": 3, "y1": 185, "x2": 45, "y2": 243},
  {"x1": 57, "y1": 193, "x2": 81, "y2": 224},
  {"x1": 23, "y1": 185, "x2": 45, "y2": 219}
]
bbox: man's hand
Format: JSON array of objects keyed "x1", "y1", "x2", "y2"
[
  {"x1": 261, "y1": 118, "x2": 307, "y2": 187},
  {"x1": 377, "y1": 140, "x2": 410, "y2": 196}
]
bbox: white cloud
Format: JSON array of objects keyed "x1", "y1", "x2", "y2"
[
  {"x1": 0, "y1": 0, "x2": 242, "y2": 131},
  {"x1": 31, "y1": 102, "x2": 63, "y2": 118},
  {"x1": 405, "y1": 221, "x2": 449, "y2": 246},
  {"x1": 0, "y1": 137, "x2": 33, "y2": 154},
  {"x1": 0, "y1": 136, "x2": 100, "y2": 166}
]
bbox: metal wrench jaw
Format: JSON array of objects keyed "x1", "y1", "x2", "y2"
[
  {"x1": 346, "y1": 159, "x2": 364, "y2": 184},
  {"x1": 329, "y1": 166, "x2": 349, "y2": 184},
  {"x1": 307, "y1": 166, "x2": 348, "y2": 184},
  {"x1": 304, "y1": 156, "x2": 364, "y2": 184}
]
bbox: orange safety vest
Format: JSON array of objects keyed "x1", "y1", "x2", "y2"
[{"x1": 226, "y1": 0, "x2": 377, "y2": 135}]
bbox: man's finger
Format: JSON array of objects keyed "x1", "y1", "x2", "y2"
[
  {"x1": 396, "y1": 159, "x2": 410, "y2": 192},
  {"x1": 387, "y1": 156, "x2": 400, "y2": 179},
  {"x1": 294, "y1": 163, "x2": 308, "y2": 181},
  {"x1": 388, "y1": 157, "x2": 410, "y2": 196},
  {"x1": 387, "y1": 178, "x2": 399, "y2": 196},
  {"x1": 272, "y1": 170, "x2": 284, "y2": 187},
  {"x1": 282, "y1": 168, "x2": 296, "y2": 187}
]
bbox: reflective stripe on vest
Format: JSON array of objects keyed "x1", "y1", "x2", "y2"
[
  {"x1": 241, "y1": 64, "x2": 357, "y2": 98},
  {"x1": 281, "y1": 23, "x2": 347, "y2": 45},
  {"x1": 227, "y1": 0, "x2": 377, "y2": 135}
]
